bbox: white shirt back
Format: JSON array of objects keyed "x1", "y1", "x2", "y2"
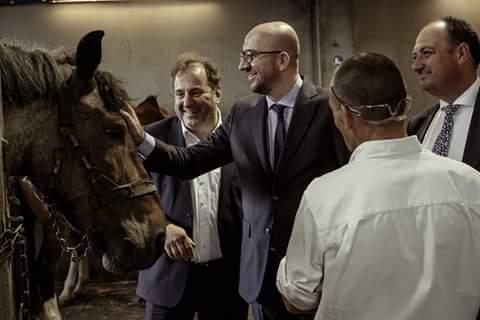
[{"x1": 277, "y1": 136, "x2": 480, "y2": 320}]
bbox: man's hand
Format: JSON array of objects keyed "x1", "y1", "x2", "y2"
[
  {"x1": 164, "y1": 224, "x2": 196, "y2": 261},
  {"x1": 120, "y1": 103, "x2": 146, "y2": 146}
]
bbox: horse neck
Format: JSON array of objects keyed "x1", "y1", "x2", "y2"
[{"x1": 3, "y1": 101, "x2": 58, "y2": 179}]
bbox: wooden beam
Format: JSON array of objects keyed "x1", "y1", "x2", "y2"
[{"x1": 0, "y1": 70, "x2": 16, "y2": 320}]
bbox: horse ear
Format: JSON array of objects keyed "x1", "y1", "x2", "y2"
[
  {"x1": 76, "y1": 30, "x2": 104, "y2": 81},
  {"x1": 147, "y1": 95, "x2": 159, "y2": 107}
]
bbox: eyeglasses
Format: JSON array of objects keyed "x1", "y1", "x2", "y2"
[
  {"x1": 239, "y1": 49, "x2": 282, "y2": 64},
  {"x1": 330, "y1": 86, "x2": 411, "y2": 124}
]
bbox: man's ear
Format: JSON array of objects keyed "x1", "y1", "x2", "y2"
[
  {"x1": 278, "y1": 51, "x2": 291, "y2": 72},
  {"x1": 457, "y1": 42, "x2": 471, "y2": 65},
  {"x1": 214, "y1": 86, "x2": 222, "y2": 104},
  {"x1": 342, "y1": 106, "x2": 356, "y2": 131}
]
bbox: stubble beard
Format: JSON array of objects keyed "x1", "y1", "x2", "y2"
[{"x1": 251, "y1": 79, "x2": 270, "y2": 95}]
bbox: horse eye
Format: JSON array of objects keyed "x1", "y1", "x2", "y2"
[{"x1": 104, "y1": 127, "x2": 125, "y2": 140}]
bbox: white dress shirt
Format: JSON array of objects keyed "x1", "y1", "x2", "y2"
[
  {"x1": 138, "y1": 112, "x2": 223, "y2": 263},
  {"x1": 423, "y1": 77, "x2": 480, "y2": 161},
  {"x1": 277, "y1": 136, "x2": 480, "y2": 320},
  {"x1": 266, "y1": 75, "x2": 303, "y2": 167},
  {"x1": 181, "y1": 122, "x2": 223, "y2": 263}
]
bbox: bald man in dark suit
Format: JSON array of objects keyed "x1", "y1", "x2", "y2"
[{"x1": 124, "y1": 22, "x2": 349, "y2": 320}]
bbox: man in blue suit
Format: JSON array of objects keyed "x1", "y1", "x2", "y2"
[
  {"x1": 136, "y1": 53, "x2": 247, "y2": 320},
  {"x1": 124, "y1": 22, "x2": 349, "y2": 320}
]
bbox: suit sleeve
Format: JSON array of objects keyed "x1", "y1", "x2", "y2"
[
  {"x1": 142, "y1": 106, "x2": 235, "y2": 179},
  {"x1": 407, "y1": 106, "x2": 437, "y2": 138},
  {"x1": 407, "y1": 113, "x2": 424, "y2": 136}
]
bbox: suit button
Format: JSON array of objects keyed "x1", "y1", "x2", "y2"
[
  {"x1": 265, "y1": 228, "x2": 271, "y2": 234},
  {"x1": 272, "y1": 195, "x2": 279, "y2": 201}
]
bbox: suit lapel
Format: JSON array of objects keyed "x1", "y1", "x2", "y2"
[
  {"x1": 252, "y1": 96, "x2": 271, "y2": 174},
  {"x1": 417, "y1": 104, "x2": 440, "y2": 142},
  {"x1": 276, "y1": 83, "x2": 317, "y2": 173},
  {"x1": 170, "y1": 119, "x2": 193, "y2": 205},
  {"x1": 463, "y1": 91, "x2": 480, "y2": 169}
]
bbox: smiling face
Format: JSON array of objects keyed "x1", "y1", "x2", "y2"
[
  {"x1": 411, "y1": 22, "x2": 462, "y2": 100},
  {"x1": 238, "y1": 32, "x2": 281, "y2": 95},
  {"x1": 173, "y1": 63, "x2": 220, "y2": 137}
]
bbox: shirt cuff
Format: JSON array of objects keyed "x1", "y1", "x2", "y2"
[
  {"x1": 137, "y1": 133, "x2": 156, "y2": 160},
  {"x1": 276, "y1": 257, "x2": 320, "y2": 311}
]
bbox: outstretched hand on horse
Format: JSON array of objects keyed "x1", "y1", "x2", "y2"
[
  {"x1": 120, "y1": 103, "x2": 146, "y2": 146},
  {"x1": 164, "y1": 224, "x2": 196, "y2": 262}
]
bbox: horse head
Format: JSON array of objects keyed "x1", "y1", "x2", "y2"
[{"x1": 1, "y1": 31, "x2": 166, "y2": 273}]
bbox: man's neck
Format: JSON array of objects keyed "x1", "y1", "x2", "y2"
[
  {"x1": 439, "y1": 73, "x2": 477, "y2": 104},
  {"x1": 268, "y1": 73, "x2": 298, "y2": 102},
  {"x1": 354, "y1": 123, "x2": 407, "y2": 149},
  {"x1": 191, "y1": 114, "x2": 219, "y2": 140}
]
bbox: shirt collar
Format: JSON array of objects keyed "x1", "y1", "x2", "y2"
[
  {"x1": 181, "y1": 108, "x2": 222, "y2": 142},
  {"x1": 349, "y1": 136, "x2": 422, "y2": 163},
  {"x1": 266, "y1": 75, "x2": 303, "y2": 109},
  {"x1": 440, "y1": 76, "x2": 480, "y2": 109}
]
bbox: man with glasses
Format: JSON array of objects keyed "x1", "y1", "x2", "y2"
[
  {"x1": 277, "y1": 52, "x2": 480, "y2": 320},
  {"x1": 122, "y1": 21, "x2": 348, "y2": 320},
  {"x1": 409, "y1": 16, "x2": 480, "y2": 169}
]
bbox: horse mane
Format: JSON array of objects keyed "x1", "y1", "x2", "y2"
[
  {"x1": 95, "y1": 71, "x2": 130, "y2": 112},
  {"x1": 0, "y1": 40, "x2": 130, "y2": 112},
  {"x1": 0, "y1": 42, "x2": 64, "y2": 107}
]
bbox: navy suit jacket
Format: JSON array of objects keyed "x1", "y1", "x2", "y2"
[
  {"x1": 136, "y1": 116, "x2": 243, "y2": 307},
  {"x1": 408, "y1": 90, "x2": 480, "y2": 170},
  {"x1": 142, "y1": 82, "x2": 349, "y2": 303}
]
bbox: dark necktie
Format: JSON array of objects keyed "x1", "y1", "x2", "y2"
[
  {"x1": 272, "y1": 104, "x2": 286, "y2": 169},
  {"x1": 432, "y1": 104, "x2": 460, "y2": 157}
]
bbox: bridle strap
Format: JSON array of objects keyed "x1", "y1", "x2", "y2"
[
  {"x1": 17, "y1": 176, "x2": 50, "y2": 226},
  {"x1": 48, "y1": 128, "x2": 158, "y2": 202},
  {"x1": 62, "y1": 131, "x2": 157, "y2": 202},
  {"x1": 105, "y1": 179, "x2": 157, "y2": 202},
  {"x1": 18, "y1": 176, "x2": 84, "y2": 236}
]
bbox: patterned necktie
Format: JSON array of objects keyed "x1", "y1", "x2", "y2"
[
  {"x1": 432, "y1": 104, "x2": 460, "y2": 157},
  {"x1": 272, "y1": 104, "x2": 286, "y2": 169}
]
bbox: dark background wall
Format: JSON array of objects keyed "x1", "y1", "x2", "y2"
[
  {"x1": 319, "y1": 0, "x2": 480, "y2": 114},
  {"x1": 0, "y1": 0, "x2": 479, "y2": 114},
  {"x1": 0, "y1": 0, "x2": 314, "y2": 113}
]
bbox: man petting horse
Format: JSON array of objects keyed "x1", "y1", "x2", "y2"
[{"x1": 135, "y1": 52, "x2": 247, "y2": 320}]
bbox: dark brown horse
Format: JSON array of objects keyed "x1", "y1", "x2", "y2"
[
  {"x1": 57, "y1": 96, "x2": 171, "y2": 307},
  {"x1": 1, "y1": 31, "x2": 166, "y2": 319}
]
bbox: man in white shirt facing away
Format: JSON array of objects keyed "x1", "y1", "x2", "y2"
[{"x1": 276, "y1": 52, "x2": 480, "y2": 320}]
